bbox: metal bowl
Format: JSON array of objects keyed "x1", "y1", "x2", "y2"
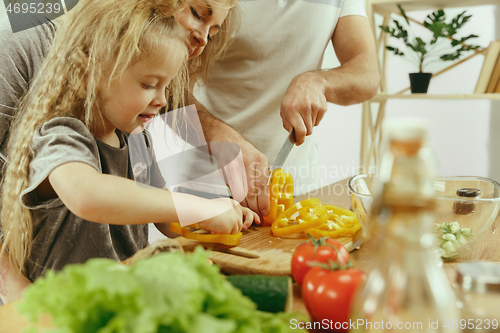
[{"x1": 348, "y1": 174, "x2": 500, "y2": 261}]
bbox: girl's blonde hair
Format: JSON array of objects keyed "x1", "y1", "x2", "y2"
[
  {"x1": 188, "y1": 0, "x2": 240, "y2": 84},
  {"x1": 1, "y1": 0, "x2": 190, "y2": 274}
]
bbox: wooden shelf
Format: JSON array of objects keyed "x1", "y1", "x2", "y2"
[
  {"x1": 361, "y1": 0, "x2": 499, "y2": 171},
  {"x1": 371, "y1": 0, "x2": 499, "y2": 15},
  {"x1": 370, "y1": 93, "x2": 500, "y2": 102}
]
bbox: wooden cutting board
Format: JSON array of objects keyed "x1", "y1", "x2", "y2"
[{"x1": 176, "y1": 225, "x2": 360, "y2": 276}]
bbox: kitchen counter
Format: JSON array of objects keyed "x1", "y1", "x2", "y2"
[{"x1": 1, "y1": 178, "x2": 499, "y2": 332}]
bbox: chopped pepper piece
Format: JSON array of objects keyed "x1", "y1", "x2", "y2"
[
  {"x1": 263, "y1": 169, "x2": 294, "y2": 224},
  {"x1": 271, "y1": 199, "x2": 326, "y2": 237},
  {"x1": 278, "y1": 173, "x2": 294, "y2": 209},
  {"x1": 263, "y1": 170, "x2": 362, "y2": 240},
  {"x1": 315, "y1": 205, "x2": 358, "y2": 230},
  {"x1": 305, "y1": 204, "x2": 361, "y2": 238},
  {"x1": 305, "y1": 223, "x2": 361, "y2": 239},
  {"x1": 324, "y1": 204, "x2": 356, "y2": 218},
  {"x1": 169, "y1": 222, "x2": 242, "y2": 246}
]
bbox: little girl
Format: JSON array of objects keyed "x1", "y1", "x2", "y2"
[{"x1": 0, "y1": 0, "x2": 257, "y2": 282}]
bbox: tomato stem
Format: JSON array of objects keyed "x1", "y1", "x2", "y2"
[
  {"x1": 306, "y1": 234, "x2": 348, "y2": 263},
  {"x1": 305, "y1": 236, "x2": 353, "y2": 271}
]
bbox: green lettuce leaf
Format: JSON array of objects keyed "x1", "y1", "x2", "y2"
[{"x1": 18, "y1": 247, "x2": 306, "y2": 333}]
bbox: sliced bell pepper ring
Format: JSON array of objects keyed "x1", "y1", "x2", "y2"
[
  {"x1": 297, "y1": 205, "x2": 350, "y2": 223},
  {"x1": 305, "y1": 203, "x2": 361, "y2": 237},
  {"x1": 305, "y1": 223, "x2": 361, "y2": 239},
  {"x1": 303, "y1": 202, "x2": 361, "y2": 236},
  {"x1": 324, "y1": 204, "x2": 356, "y2": 217},
  {"x1": 284, "y1": 198, "x2": 322, "y2": 218},
  {"x1": 286, "y1": 198, "x2": 322, "y2": 224},
  {"x1": 169, "y1": 222, "x2": 242, "y2": 246},
  {"x1": 316, "y1": 212, "x2": 358, "y2": 230},
  {"x1": 316, "y1": 217, "x2": 358, "y2": 230},
  {"x1": 271, "y1": 200, "x2": 326, "y2": 237}
]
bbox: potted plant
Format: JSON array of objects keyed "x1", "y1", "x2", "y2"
[{"x1": 380, "y1": 5, "x2": 480, "y2": 93}]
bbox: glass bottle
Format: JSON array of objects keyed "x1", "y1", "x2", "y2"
[{"x1": 349, "y1": 120, "x2": 460, "y2": 332}]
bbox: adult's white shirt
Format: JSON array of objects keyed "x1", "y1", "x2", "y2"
[{"x1": 194, "y1": 0, "x2": 367, "y2": 195}]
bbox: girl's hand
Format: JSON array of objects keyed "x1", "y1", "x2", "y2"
[
  {"x1": 197, "y1": 199, "x2": 260, "y2": 234},
  {"x1": 241, "y1": 207, "x2": 260, "y2": 231}
]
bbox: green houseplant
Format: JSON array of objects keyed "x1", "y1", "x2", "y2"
[{"x1": 380, "y1": 5, "x2": 480, "y2": 93}]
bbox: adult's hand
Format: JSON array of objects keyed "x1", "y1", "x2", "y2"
[
  {"x1": 280, "y1": 16, "x2": 380, "y2": 146},
  {"x1": 239, "y1": 141, "x2": 270, "y2": 218},
  {"x1": 208, "y1": 141, "x2": 247, "y2": 203},
  {"x1": 210, "y1": 140, "x2": 270, "y2": 218},
  {"x1": 280, "y1": 72, "x2": 328, "y2": 146},
  {"x1": 191, "y1": 92, "x2": 271, "y2": 219}
]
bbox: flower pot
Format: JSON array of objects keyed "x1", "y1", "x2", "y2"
[{"x1": 409, "y1": 72, "x2": 432, "y2": 93}]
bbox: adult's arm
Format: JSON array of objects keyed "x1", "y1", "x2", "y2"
[
  {"x1": 280, "y1": 15, "x2": 380, "y2": 145},
  {"x1": 0, "y1": 19, "x2": 57, "y2": 155},
  {"x1": 0, "y1": 243, "x2": 32, "y2": 304},
  {"x1": 188, "y1": 92, "x2": 271, "y2": 218}
]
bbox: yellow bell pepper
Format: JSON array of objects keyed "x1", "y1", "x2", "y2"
[
  {"x1": 324, "y1": 204, "x2": 356, "y2": 218},
  {"x1": 271, "y1": 199, "x2": 325, "y2": 237},
  {"x1": 278, "y1": 173, "x2": 294, "y2": 209},
  {"x1": 305, "y1": 204, "x2": 361, "y2": 238},
  {"x1": 263, "y1": 168, "x2": 294, "y2": 224},
  {"x1": 169, "y1": 222, "x2": 242, "y2": 246},
  {"x1": 262, "y1": 170, "x2": 362, "y2": 240},
  {"x1": 305, "y1": 223, "x2": 361, "y2": 239}
]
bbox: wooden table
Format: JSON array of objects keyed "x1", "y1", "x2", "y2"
[{"x1": 1, "y1": 178, "x2": 499, "y2": 332}]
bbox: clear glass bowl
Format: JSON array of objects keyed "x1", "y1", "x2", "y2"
[{"x1": 348, "y1": 174, "x2": 500, "y2": 261}]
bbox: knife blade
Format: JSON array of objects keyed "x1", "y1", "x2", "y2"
[{"x1": 267, "y1": 130, "x2": 296, "y2": 185}]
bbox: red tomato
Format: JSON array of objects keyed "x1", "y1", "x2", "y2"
[
  {"x1": 302, "y1": 267, "x2": 366, "y2": 332},
  {"x1": 291, "y1": 238, "x2": 349, "y2": 286}
]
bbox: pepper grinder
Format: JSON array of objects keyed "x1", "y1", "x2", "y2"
[{"x1": 453, "y1": 188, "x2": 481, "y2": 215}]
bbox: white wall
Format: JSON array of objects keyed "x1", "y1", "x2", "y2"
[
  {"x1": 316, "y1": 4, "x2": 496, "y2": 186},
  {"x1": 315, "y1": 44, "x2": 362, "y2": 188}
]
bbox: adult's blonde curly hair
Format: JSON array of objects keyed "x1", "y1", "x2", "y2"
[
  {"x1": 0, "y1": 0, "x2": 191, "y2": 275},
  {"x1": 188, "y1": 0, "x2": 240, "y2": 84}
]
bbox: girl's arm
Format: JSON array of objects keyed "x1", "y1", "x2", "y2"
[
  {"x1": 0, "y1": 242, "x2": 32, "y2": 304},
  {"x1": 46, "y1": 162, "x2": 251, "y2": 234}
]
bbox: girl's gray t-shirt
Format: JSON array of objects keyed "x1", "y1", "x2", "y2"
[
  {"x1": 20, "y1": 117, "x2": 165, "y2": 282},
  {"x1": 0, "y1": 20, "x2": 167, "y2": 281}
]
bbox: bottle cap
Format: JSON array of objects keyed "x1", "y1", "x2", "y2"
[
  {"x1": 456, "y1": 262, "x2": 500, "y2": 293},
  {"x1": 456, "y1": 188, "x2": 481, "y2": 198},
  {"x1": 383, "y1": 119, "x2": 428, "y2": 142}
]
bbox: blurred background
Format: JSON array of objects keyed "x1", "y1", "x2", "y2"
[{"x1": 1, "y1": 2, "x2": 499, "y2": 186}]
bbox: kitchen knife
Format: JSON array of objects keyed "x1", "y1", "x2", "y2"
[{"x1": 267, "y1": 129, "x2": 296, "y2": 185}]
